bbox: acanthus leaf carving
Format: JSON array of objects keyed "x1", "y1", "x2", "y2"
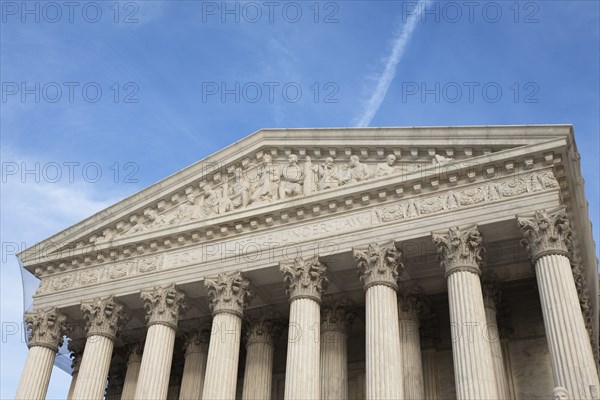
[
  {"x1": 432, "y1": 225, "x2": 484, "y2": 277},
  {"x1": 244, "y1": 310, "x2": 284, "y2": 346},
  {"x1": 280, "y1": 256, "x2": 329, "y2": 302},
  {"x1": 321, "y1": 296, "x2": 356, "y2": 333},
  {"x1": 204, "y1": 272, "x2": 253, "y2": 317},
  {"x1": 25, "y1": 307, "x2": 69, "y2": 351},
  {"x1": 140, "y1": 284, "x2": 188, "y2": 329},
  {"x1": 81, "y1": 295, "x2": 130, "y2": 340},
  {"x1": 353, "y1": 242, "x2": 403, "y2": 290},
  {"x1": 517, "y1": 207, "x2": 572, "y2": 263}
]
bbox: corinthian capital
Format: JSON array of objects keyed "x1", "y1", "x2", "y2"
[
  {"x1": 321, "y1": 297, "x2": 356, "y2": 333},
  {"x1": 244, "y1": 310, "x2": 284, "y2": 346},
  {"x1": 517, "y1": 207, "x2": 572, "y2": 263},
  {"x1": 140, "y1": 284, "x2": 188, "y2": 329},
  {"x1": 432, "y1": 225, "x2": 484, "y2": 277},
  {"x1": 353, "y1": 242, "x2": 404, "y2": 290},
  {"x1": 24, "y1": 307, "x2": 69, "y2": 351},
  {"x1": 280, "y1": 256, "x2": 329, "y2": 302},
  {"x1": 81, "y1": 296, "x2": 129, "y2": 340},
  {"x1": 398, "y1": 285, "x2": 429, "y2": 322},
  {"x1": 204, "y1": 272, "x2": 254, "y2": 317}
]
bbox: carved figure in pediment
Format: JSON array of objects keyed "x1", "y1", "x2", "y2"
[
  {"x1": 200, "y1": 187, "x2": 224, "y2": 216},
  {"x1": 432, "y1": 153, "x2": 454, "y2": 165},
  {"x1": 278, "y1": 154, "x2": 304, "y2": 199},
  {"x1": 341, "y1": 155, "x2": 370, "y2": 185},
  {"x1": 251, "y1": 154, "x2": 279, "y2": 204},
  {"x1": 129, "y1": 209, "x2": 171, "y2": 234},
  {"x1": 175, "y1": 194, "x2": 204, "y2": 221},
  {"x1": 539, "y1": 171, "x2": 559, "y2": 189},
  {"x1": 376, "y1": 154, "x2": 397, "y2": 177},
  {"x1": 226, "y1": 167, "x2": 250, "y2": 208},
  {"x1": 319, "y1": 157, "x2": 342, "y2": 190},
  {"x1": 303, "y1": 156, "x2": 319, "y2": 195}
]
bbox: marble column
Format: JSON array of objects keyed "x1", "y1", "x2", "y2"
[
  {"x1": 421, "y1": 316, "x2": 441, "y2": 400},
  {"x1": 432, "y1": 226, "x2": 497, "y2": 400},
  {"x1": 202, "y1": 272, "x2": 254, "y2": 400},
  {"x1": 320, "y1": 297, "x2": 355, "y2": 400},
  {"x1": 353, "y1": 242, "x2": 404, "y2": 400},
  {"x1": 121, "y1": 343, "x2": 143, "y2": 400},
  {"x1": 73, "y1": 296, "x2": 130, "y2": 400},
  {"x1": 67, "y1": 340, "x2": 84, "y2": 400},
  {"x1": 15, "y1": 307, "x2": 69, "y2": 400},
  {"x1": 518, "y1": 208, "x2": 600, "y2": 399},
  {"x1": 398, "y1": 286, "x2": 427, "y2": 400},
  {"x1": 280, "y1": 256, "x2": 329, "y2": 400},
  {"x1": 135, "y1": 284, "x2": 188, "y2": 400},
  {"x1": 241, "y1": 312, "x2": 282, "y2": 400},
  {"x1": 106, "y1": 363, "x2": 125, "y2": 400},
  {"x1": 481, "y1": 269, "x2": 512, "y2": 400},
  {"x1": 179, "y1": 330, "x2": 209, "y2": 400}
]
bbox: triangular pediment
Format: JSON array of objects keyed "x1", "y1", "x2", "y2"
[{"x1": 18, "y1": 125, "x2": 576, "y2": 272}]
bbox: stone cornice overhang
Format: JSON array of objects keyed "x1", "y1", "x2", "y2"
[
  {"x1": 17, "y1": 125, "x2": 573, "y2": 266},
  {"x1": 24, "y1": 136, "x2": 568, "y2": 272}
]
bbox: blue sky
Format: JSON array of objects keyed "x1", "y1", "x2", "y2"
[{"x1": 1, "y1": 1, "x2": 598, "y2": 398}]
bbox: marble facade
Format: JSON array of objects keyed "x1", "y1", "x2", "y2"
[{"x1": 15, "y1": 125, "x2": 599, "y2": 399}]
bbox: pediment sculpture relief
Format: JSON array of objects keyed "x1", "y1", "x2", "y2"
[{"x1": 90, "y1": 152, "x2": 467, "y2": 243}]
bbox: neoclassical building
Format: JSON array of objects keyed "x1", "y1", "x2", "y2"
[{"x1": 15, "y1": 125, "x2": 599, "y2": 400}]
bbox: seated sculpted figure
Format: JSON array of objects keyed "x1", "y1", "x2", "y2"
[
  {"x1": 318, "y1": 157, "x2": 341, "y2": 190},
  {"x1": 251, "y1": 154, "x2": 279, "y2": 204},
  {"x1": 278, "y1": 154, "x2": 304, "y2": 199},
  {"x1": 226, "y1": 167, "x2": 250, "y2": 208},
  {"x1": 341, "y1": 155, "x2": 370, "y2": 184},
  {"x1": 376, "y1": 154, "x2": 397, "y2": 177}
]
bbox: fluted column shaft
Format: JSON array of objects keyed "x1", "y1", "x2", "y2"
[
  {"x1": 202, "y1": 272, "x2": 254, "y2": 400},
  {"x1": 73, "y1": 297, "x2": 129, "y2": 400},
  {"x1": 202, "y1": 312, "x2": 243, "y2": 399},
  {"x1": 179, "y1": 334, "x2": 209, "y2": 400},
  {"x1": 447, "y1": 270, "x2": 497, "y2": 399},
  {"x1": 365, "y1": 284, "x2": 403, "y2": 399},
  {"x1": 280, "y1": 257, "x2": 328, "y2": 400},
  {"x1": 242, "y1": 337, "x2": 275, "y2": 399},
  {"x1": 135, "y1": 284, "x2": 187, "y2": 400},
  {"x1": 535, "y1": 254, "x2": 600, "y2": 399},
  {"x1": 422, "y1": 348, "x2": 440, "y2": 400},
  {"x1": 518, "y1": 208, "x2": 600, "y2": 399},
  {"x1": 354, "y1": 243, "x2": 405, "y2": 400},
  {"x1": 433, "y1": 226, "x2": 497, "y2": 400},
  {"x1": 399, "y1": 305, "x2": 424, "y2": 399},
  {"x1": 320, "y1": 327, "x2": 347, "y2": 399},
  {"x1": 135, "y1": 324, "x2": 176, "y2": 399},
  {"x1": 15, "y1": 345, "x2": 56, "y2": 399},
  {"x1": 285, "y1": 297, "x2": 321, "y2": 399},
  {"x1": 73, "y1": 335, "x2": 115, "y2": 399},
  {"x1": 16, "y1": 307, "x2": 68, "y2": 400},
  {"x1": 121, "y1": 345, "x2": 143, "y2": 400},
  {"x1": 484, "y1": 304, "x2": 511, "y2": 399}
]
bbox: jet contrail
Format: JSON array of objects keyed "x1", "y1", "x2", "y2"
[{"x1": 355, "y1": 1, "x2": 430, "y2": 127}]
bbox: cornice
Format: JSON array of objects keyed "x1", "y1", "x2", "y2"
[
  {"x1": 25, "y1": 140, "x2": 565, "y2": 275},
  {"x1": 32, "y1": 167, "x2": 562, "y2": 297},
  {"x1": 18, "y1": 126, "x2": 571, "y2": 265}
]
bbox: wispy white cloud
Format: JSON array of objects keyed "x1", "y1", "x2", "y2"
[{"x1": 354, "y1": 1, "x2": 430, "y2": 127}]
